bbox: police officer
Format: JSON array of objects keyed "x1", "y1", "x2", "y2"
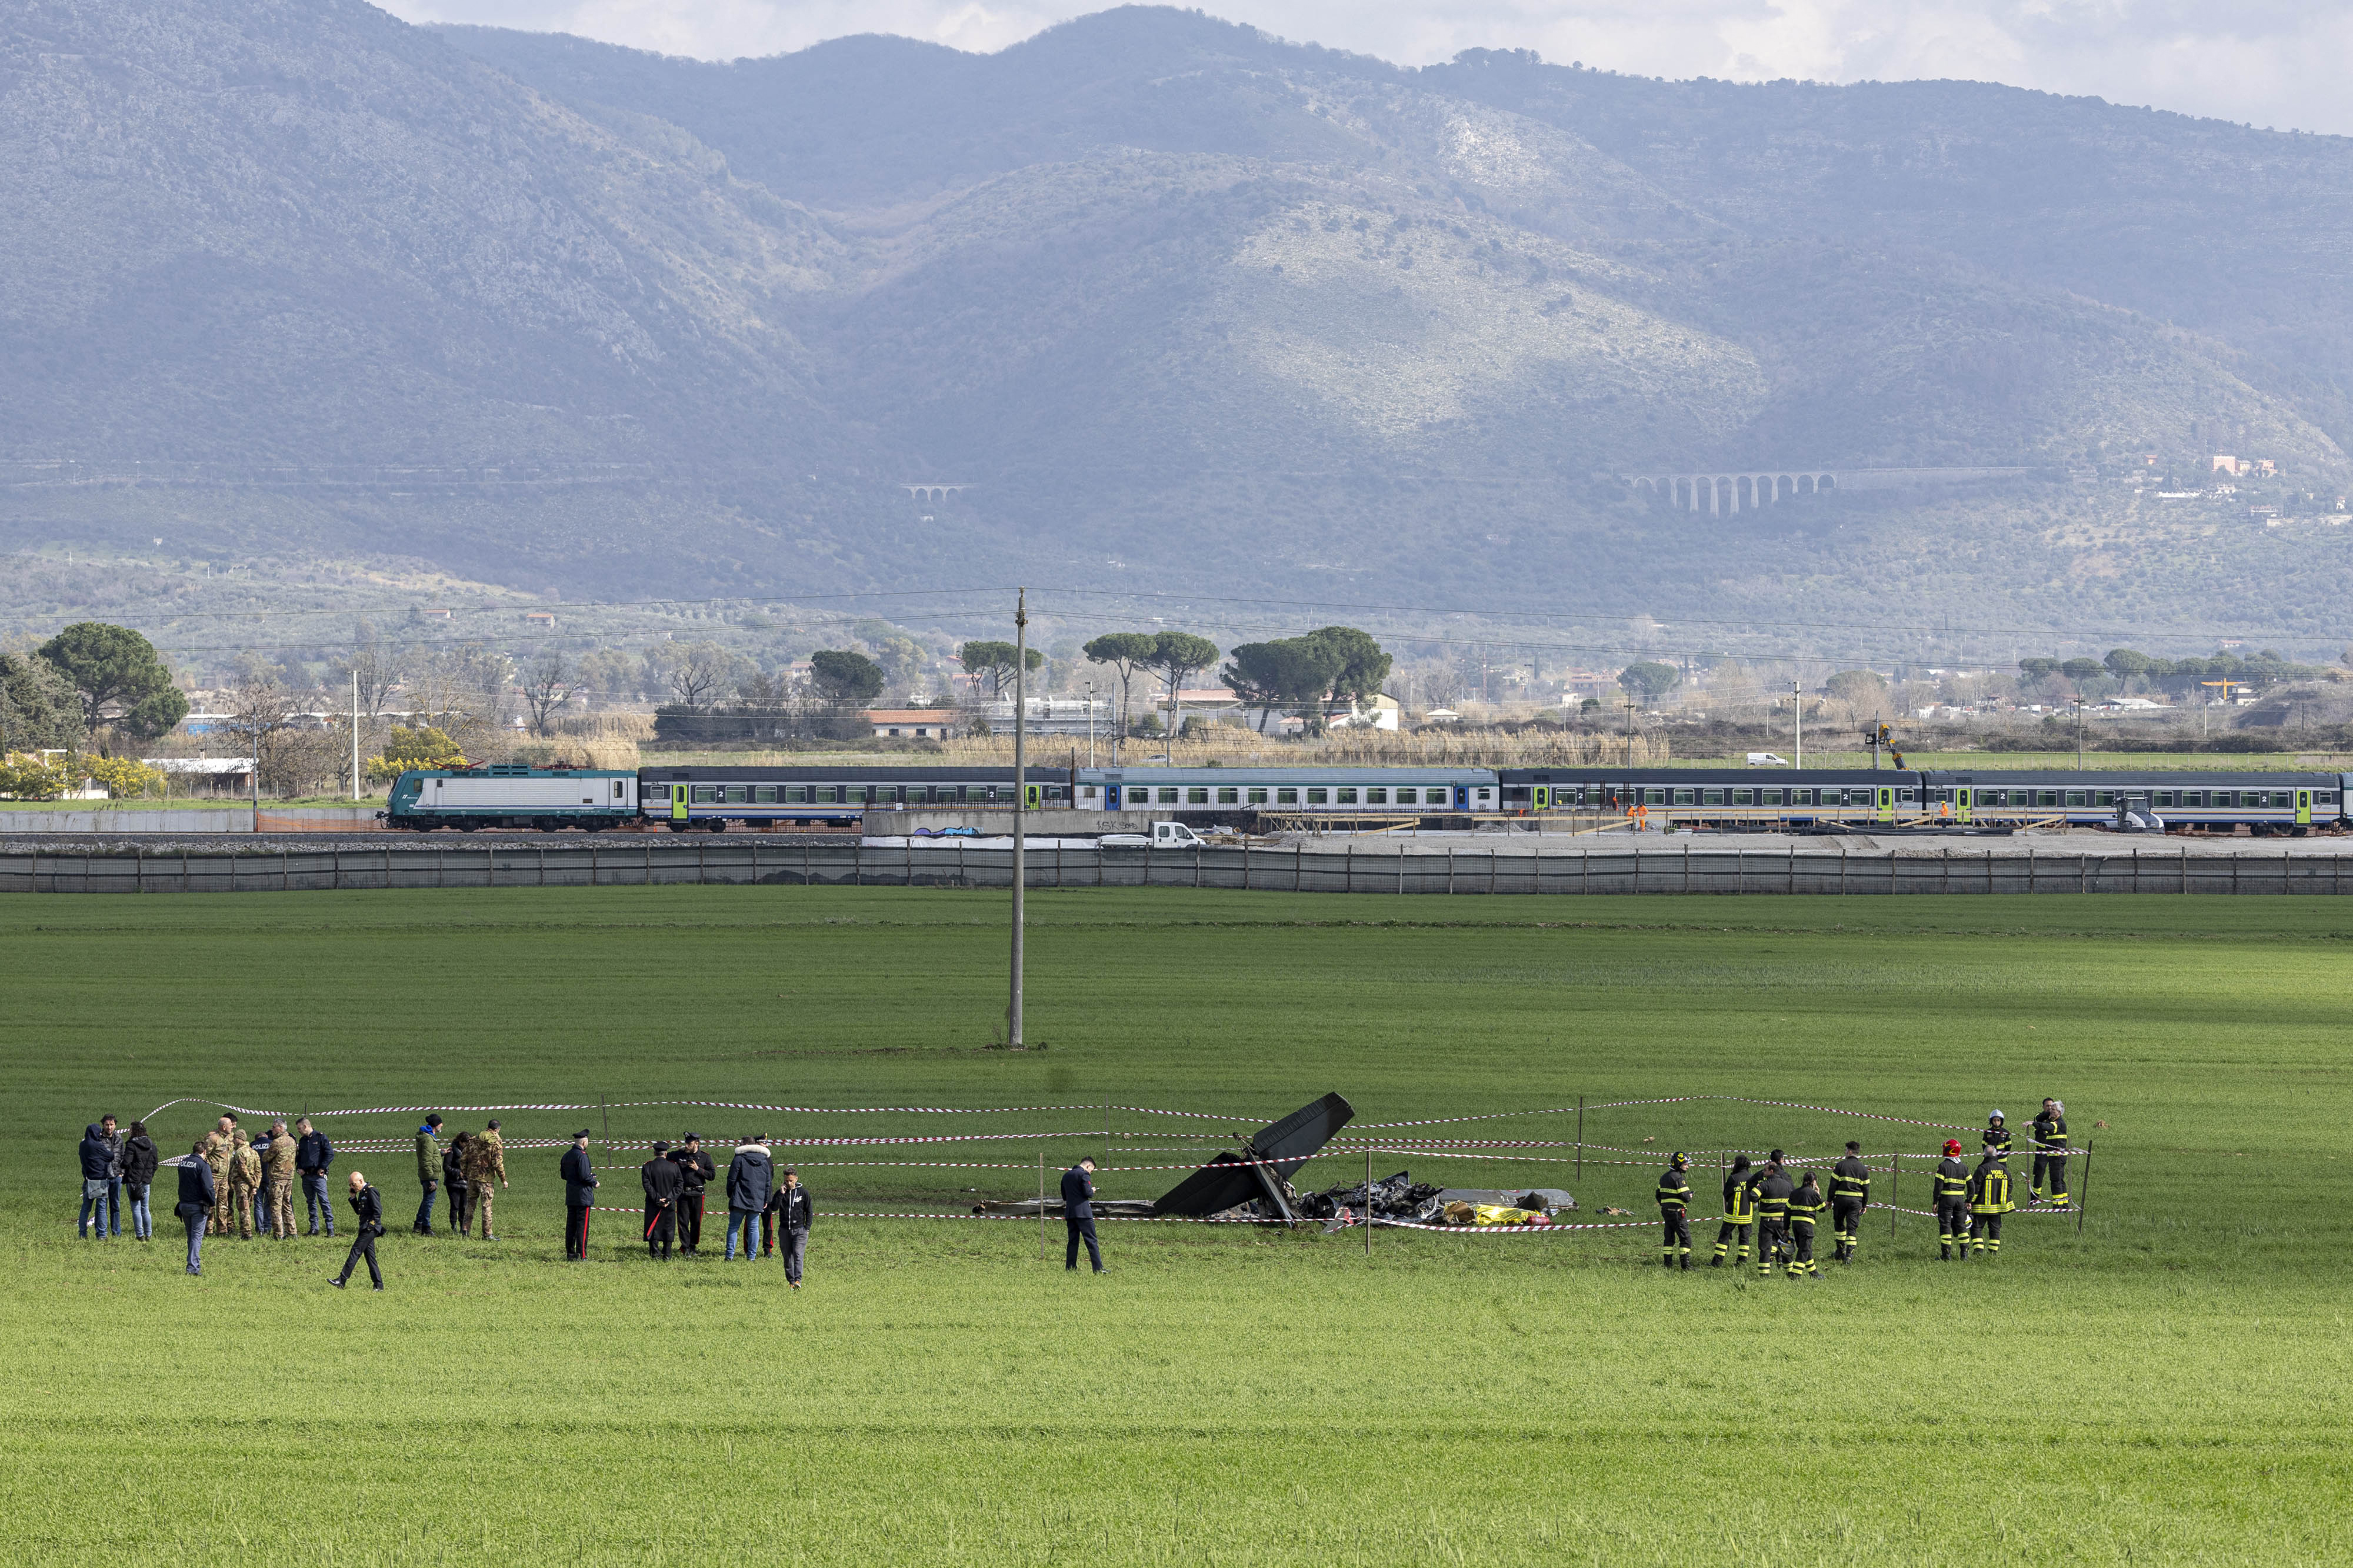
[
  {"x1": 561, "y1": 1130, "x2": 598, "y2": 1261},
  {"x1": 669, "y1": 1133, "x2": 715, "y2": 1256},
  {"x1": 1061, "y1": 1156, "x2": 1104, "y2": 1274},
  {"x1": 1983, "y1": 1110, "x2": 2012, "y2": 1157},
  {"x1": 1829, "y1": 1142, "x2": 1872, "y2": 1263},
  {"x1": 1787, "y1": 1171, "x2": 1825, "y2": 1277},
  {"x1": 226, "y1": 1129, "x2": 262, "y2": 1240},
  {"x1": 1968, "y1": 1150, "x2": 2014, "y2": 1259},
  {"x1": 295, "y1": 1118, "x2": 335, "y2": 1236},
  {"x1": 1751, "y1": 1156, "x2": 1795, "y2": 1277},
  {"x1": 1710, "y1": 1155, "x2": 1755, "y2": 1267},
  {"x1": 2029, "y1": 1098, "x2": 2071, "y2": 1206},
  {"x1": 1933, "y1": 1139, "x2": 1971, "y2": 1260},
  {"x1": 1654, "y1": 1152, "x2": 1694, "y2": 1270},
  {"x1": 641, "y1": 1139, "x2": 683, "y2": 1260},
  {"x1": 176, "y1": 1137, "x2": 217, "y2": 1276},
  {"x1": 329, "y1": 1170, "x2": 386, "y2": 1290}
]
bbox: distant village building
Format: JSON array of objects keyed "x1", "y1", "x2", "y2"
[{"x1": 524, "y1": 611, "x2": 556, "y2": 627}]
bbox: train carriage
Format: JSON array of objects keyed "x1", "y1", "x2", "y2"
[
  {"x1": 642, "y1": 765, "x2": 1056, "y2": 830},
  {"x1": 1075, "y1": 766, "x2": 1498, "y2": 819}
]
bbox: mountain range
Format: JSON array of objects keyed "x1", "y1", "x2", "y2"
[{"x1": 5, "y1": 0, "x2": 2353, "y2": 643}]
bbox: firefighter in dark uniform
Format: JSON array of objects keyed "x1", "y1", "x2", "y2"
[
  {"x1": 1933, "y1": 1139, "x2": 1971, "y2": 1259},
  {"x1": 1655, "y1": 1153, "x2": 1694, "y2": 1270},
  {"x1": 1829, "y1": 1142, "x2": 1872, "y2": 1263},
  {"x1": 1709, "y1": 1155, "x2": 1755, "y2": 1267},
  {"x1": 1787, "y1": 1171, "x2": 1825, "y2": 1277},
  {"x1": 1751, "y1": 1157, "x2": 1795, "y2": 1277},
  {"x1": 2029, "y1": 1099, "x2": 2070, "y2": 1206},
  {"x1": 1968, "y1": 1151, "x2": 2014, "y2": 1258},
  {"x1": 1984, "y1": 1110, "x2": 2012, "y2": 1157}
]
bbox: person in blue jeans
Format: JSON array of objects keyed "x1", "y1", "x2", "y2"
[
  {"x1": 97, "y1": 1115, "x2": 125, "y2": 1236},
  {"x1": 78, "y1": 1121, "x2": 118, "y2": 1239},
  {"x1": 121, "y1": 1121, "x2": 160, "y2": 1242},
  {"x1": 175, "y1": 1142, "x2": 217, "y2": 1276},
  {"x1": 295, "y1": 1118, "x2": 336, "y2": 1235},
  {"x1": 724, "y1": 1136, "x2": 772, "y2": 1260}
]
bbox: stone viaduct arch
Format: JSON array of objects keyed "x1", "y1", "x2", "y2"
[{"x1": 1623, "y1": 472, "x2": 1837, "y2": 515}]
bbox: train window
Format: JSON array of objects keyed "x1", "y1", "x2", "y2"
[
  {"x1": 1393, "y1": 788, "x2": 1417, "y2": 804},
  {"x1": 1335, "y1": 788, "x2": 1357, "y2": 804},
  {"x1": 612, "y1": 780, "x2": 626, "y2": 800},
  {"x1": 724, "y1": 786, "x2": 747, "y2": 803},
  {"x1": 1701, "y1": 789, "x2": 1723, "y2": 806},
  {"x1": 1157, "y1": 788, "x2": 1179, "y2": 804},
  {"x1": 2319, "y1": 792, "x2": 2338, "y2": 806},
  {"x1": 2094, "y1": 792, "x2": 2114, "y2": 807},
  {"x1": 2036, "y1": 790, "x2": 2058, "y2": 808},
  {"x1": 1899, "y1": 789, "x2": 1917, "y2": 803},
  {"x1": 1248, "y1": 788, "x2": 1268, "y2": 804},
  {"x1": 1643, "y1": 788, "x2": 1665, "y2": 806},
  {"x1": 1078, "y1": 785, "x2": 1096, "y2": 801},
  {"x1": 1757, "y1": 789, "x2": 1777, "y2": 806},
  {"x1": 1365, "y1": 787, "x2": 1387, "y2": 804},
  {"x1": 1277, "y1": 788, "x2": 1298, "y2": 804},
  {"x1": 1673, "y1": 788, "x2": 1695, "y2": 806},
  {"x1": 1218, "y1": 787, "x2": 1238, "y2": 805},
  {"x1": 1188, "y1": 787, "x2": 1209, "y2": 804},
  {"x1": 1305, "y1": 788, "x2": 1328, "y2": 805},
  {"x1": 754, "y1": 786, "x2": 776, "y2": 804},
  {"x1": 1044, "y1": 785, "x2": 1065, "y2": 802},
  {"x1": 2154, "y1": 791, "x2": 2177, "y2": 808},
  {"x1": 646, "y1": 784, "x2": 669, "y2": 802},
  {"x1": 1732, "y1": 789, "x2": 1752, "y2": 805},
  {"x1": 2210, "y1": 791, "x2": 2232, "y2": 808},
  {"x1": 691, "y1": 785, "x2": 719, "y2": 803},
  {"x1": 2065, "y1": 791, "x2": 2087, "y2": 808}
]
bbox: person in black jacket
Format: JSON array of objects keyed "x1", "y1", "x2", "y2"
[
  {"x1": 669, "y1": 1134, "x2": 716, "y2": 1256},
  {"x1": 295, "y1": 1119, "x2": 335, "y2": 1236},
  {"x1": 561, "y1": 1131, "x2": 598, "y2": 1261},
  {"x1": 1061, "y1": 1156, "x2": 1104, "y2": 1273},
  {"x1": 641, "y1": 1140, "x2": 684, "y2": 1259},
  {"x1": 1751, "y1": 1159, "x2": 1795, "y2": 1277},
  {"x1": 121, "y1": 1120, "x2": 159, "y2": 1242},
  {"x1": 330, "y1": 1171, "x2": 386, "y2": 1290},
  {"x1": 1654, "y1": 1153, "x2": 1694, "y2": 1270},
  {"x1": 1932, "y1": 1139, "x2": 1971, "y2": 1260},
  {"x1": 78, "y1": 1121, "x2": 118, "y2": 1239},
  {"x1": 175, "y1": 1140, "x2": 216, "y2": 1276},
  {"x1": 1710, "y1": 1155, "x2": 1755, "y2": 1267},
  {"x1": 444, "y1": 1132, "x2": 474, "y2": 1239},
  {"x1": 778, "y1": 1168, "x2": 813, "y2": 1288}
]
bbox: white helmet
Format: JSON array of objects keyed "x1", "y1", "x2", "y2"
[{"x1": 1990, "y1": 1110, "x2": 2005, "y2": 1120}]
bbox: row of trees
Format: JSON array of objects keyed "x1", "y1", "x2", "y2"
[
  {"x1": 2021, "y1": 648, "x2": 2323, "y2": 698},
  {"x1": 0, "y1": 623, "x2": 189, "y2": 753}
]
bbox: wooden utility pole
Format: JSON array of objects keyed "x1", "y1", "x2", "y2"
[{"x1": 1008, "y1": 589, "x2": 1027, "y2": 1049}]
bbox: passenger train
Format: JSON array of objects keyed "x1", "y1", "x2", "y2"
[{"x1": 383, "y1": 761, "x2": 2348, "y2": 835}]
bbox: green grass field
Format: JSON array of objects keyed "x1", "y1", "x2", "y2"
[{"x1": 7, "y1": 888, "x2": 2349, "y2": 1565}]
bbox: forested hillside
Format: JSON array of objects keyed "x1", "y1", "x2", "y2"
[{"x1": 4, "y1": 0, "x2": 2351, "y2": 632}]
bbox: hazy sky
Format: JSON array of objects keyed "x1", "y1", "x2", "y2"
[{"x1": 388, "y1": 0, "x2": 2353, "y2": 138}]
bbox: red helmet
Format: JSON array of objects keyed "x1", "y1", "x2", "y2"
[{"x1": 1943, "y1": 1139, "x2": 1963, "y2": 1156}]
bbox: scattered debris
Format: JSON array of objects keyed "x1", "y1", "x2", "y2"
[
  {"x1": 1154, "y1": 1092, "x2": 1355, "y2": 1220},
  {"x1": 1599, "y1": 1205, "x2": 1634, "y2": 1217}
]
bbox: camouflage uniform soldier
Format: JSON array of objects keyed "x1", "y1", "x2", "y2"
[
  {"x1": 262, "y1": 1122, "x2": 299, "y2": 1239},
  {"x1": 226, "y1": 1130, "x2": 262, "y2": 1240},
  {"x1": 465, "y1": 1120, "x2": 509, "y2": 1240},
  {"x1": 203, "y1": 1117, "x2": 236, "y2": 1236}
]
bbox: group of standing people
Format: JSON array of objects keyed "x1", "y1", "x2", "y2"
[
  {"x1": 78, "y1": 1116, "x2": 160, "y2": 1241},
  {"x1": 1657, "y1": 1101, "x2": 2073, "y2": 1273},
  {"x1": 408, "y1": 1114, "x2": 509, "y2": 1237},
  {"x1": 558, "y1": 1131, "x2": 814, "y2": 1283}
]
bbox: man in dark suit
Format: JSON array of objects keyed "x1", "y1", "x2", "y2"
[
  {"x1": 778, "y1": 1167, "x2": 814, "y2": 1289},
  {"x1": 329, "y1": 1170, "x2": 386, "y2": 1290},
  {"x1": 1061, "y1": 1156, "x2": 1104, "y2": 1273},
  {"x1": 174, "y1": 1139, "x2": 216, "y2": 1276},
  {"x1": 561, "y1": 1130, "x2": 598, "y2": 1260}
]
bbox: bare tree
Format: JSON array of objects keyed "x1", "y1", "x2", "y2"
[
  {"x1": 335, "y1": 627, "x2": 405, "y2": 718},
  {"x1": 226, "y1": 677, "x2": 302, "y2": 799},
  {"x1": 656, "y1": 640, "x2": 735, "y2": 712},
  {"x1": 520, "y1": 653, "x2": 577, "y2": 738}
]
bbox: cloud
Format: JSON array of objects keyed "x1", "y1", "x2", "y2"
[{"x1": 387, "y1": 0, "x2": 2353, "y2": 136}]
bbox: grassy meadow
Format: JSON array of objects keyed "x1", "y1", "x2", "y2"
[{"x1": 5, "y1": 886, "x2": 2349, "y2": 1564}]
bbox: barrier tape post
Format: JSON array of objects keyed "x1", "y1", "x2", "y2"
[
  {"x1": 1038, "y1": 1147, "x2": 1045, "y2": 1260},
  {"x1": 1364, "y1": 1145, "x2": 1372, "y2": 1259},
  {"x1": 2077, "y1": 1140, "x2": 2092, "y2": 1236},
  {"x1": 1889, "y1": 1148, "x2": 1898, "y2": 1240},
  {"x1": 1575, "y1": 1095, "x2": 1584, "y2": 1181}
]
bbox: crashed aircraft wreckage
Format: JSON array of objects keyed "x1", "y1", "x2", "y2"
[{"x1": 972, "y1": 1093, "x2": 1579, "y2": 1225}]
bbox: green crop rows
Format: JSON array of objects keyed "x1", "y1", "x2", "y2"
[{"x1": 5, "y1": 888, "x2": 2347, "y2": 1564}]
